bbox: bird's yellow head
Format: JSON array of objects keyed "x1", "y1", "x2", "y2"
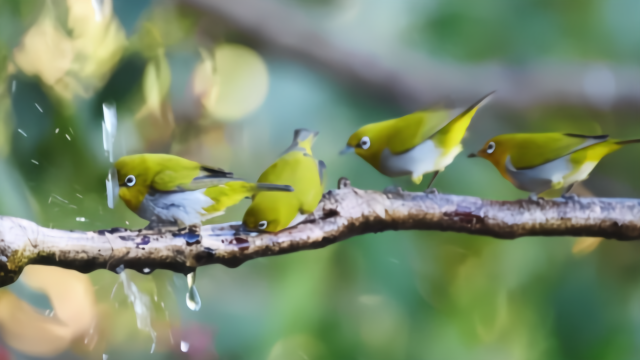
[
  {"x1": 468, "y1": 135, "x2": 512, "y2": 174},
  {"x1": 242, "y1": 193, "x2": 299, "y2": 233},
  {"x1": 114, "y1": 155, "x2": 155, "y2": 212},
  {"x1": 341, "y1": 121, "x2": 392, "y2": 167}
]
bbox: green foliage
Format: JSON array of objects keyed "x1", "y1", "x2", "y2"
[{"x1": 416, "y1": 0, "x2": 640, "y2": 62}]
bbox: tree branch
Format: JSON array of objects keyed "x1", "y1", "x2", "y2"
[
  {"x1": 179, "y1": 0, "x2": 640, "y2": 110},
  {"x1": 1, "y1": 178, "x2": 640, "y2": 287}
]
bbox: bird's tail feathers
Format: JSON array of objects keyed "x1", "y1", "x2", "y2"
[
  {"x1": 255, "y1": 183, "x2": 295, "y2": 192},
  {"x1": 455, "y1": 91, "x2": 495, "y2": 119},
  {"x1": 282, "y1": 129, "x2": 319, "y2": 155},
  {"x1": 616, "y1": 138, "x2": 640, "y2": 145}
]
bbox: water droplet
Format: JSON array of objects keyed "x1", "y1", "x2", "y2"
[
  {"x1": 66, "y1": 134, "x2": 71, "y2": 141},
  {"x1": 35, "y1": 103, "x2": 43, "y2": 112},
  {"x1": 186, "y1": 271, "x2": 201, "y2": 311},
  {"x1": 76, "y1": 217, "x2": 86, "y2": 222},
  {"x1": 31, "y1": 159, "x2": 39, "y2": 165},
  {"x1": 115, "y1": 264, "x2": 125, "y2": 274},
  {"x1": 18, "y1": 129, "x2": 27, "y2": 137},
  {"x1": 180, "y1": 341, "x2": 190, "y2": 352},
  {"x1": 92, "y1": 0, "x2": 104, "y2": 21},
  {"x1": 55, "y1": 128, "x2": 59, "y2": 133},
  {"x1": 11, "y1": 80, "x2": 16, "y2": 93}
]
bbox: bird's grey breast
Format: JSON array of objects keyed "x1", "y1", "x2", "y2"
[
  {"x1": 505, "y1": 155, "x2": 571, "y2": 193},
  {"x1": 379, "y1": 139, "x2": 441, "y2": 177}
]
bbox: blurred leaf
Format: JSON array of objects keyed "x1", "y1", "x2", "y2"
[
  {"x1": 0, "y1": 265, "x2": 97, "y2": 357},
  {"x1": 573, "y1": 237, "x2": 604, "y2": 256},
  {"x1": 67, "y1": 0, "x2": 127, "y2": 92},
  {"x1": 138, "y1": 49, "x2": 171, "y2": 119},
  {"x1": 267, "y1": 334, "x2": 326, "y2": 360},
  {"x1": 12, "y1": 2, "x2": 74, "y2": 88}
]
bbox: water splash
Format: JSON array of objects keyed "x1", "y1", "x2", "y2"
[
  {"x1": 103, "y1": 102, "x2": 119, "y2": 209},
  {"x1": 106, "y1": 167, "x2": 118, "y2": 209},
  {"x1": 118, "y1": 270, "x2": 157, "y2": 352},
  {"x1": 91, "y1": 0, "x2": 104, "y2": 21},
  {"x1": 102, "y1": 103, "x2": 118, "y2": 162},
  {"x1": 186, "y1": 271, "x2": 201, "y2": 311}
]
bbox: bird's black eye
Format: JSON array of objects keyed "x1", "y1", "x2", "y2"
[
  {"x1": 359, "y1": 136, "x2": 371, "y2": 150},
  {"x1": 257, "y1": 221, "x2": 267, "y2": 230},
  {"x1": 486, "y1": 142, "x2": 496, "y2": 154},
  {"x1": 125, "y1": 175, "x2": 136, "y2": 187}
]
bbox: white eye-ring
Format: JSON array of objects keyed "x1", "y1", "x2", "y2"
[
  {"x1": 359, "y1": 136, "x2": 370, "y2": 150},
  {"x1": 125, "y1": 175, "x2": 136, "y2": 187},
  {"x1": 257, "y1": 221, "x2": 268, "y2": 230},
  {"x1": 486, "y1": 142, "x2": 496, "y2": 154}
]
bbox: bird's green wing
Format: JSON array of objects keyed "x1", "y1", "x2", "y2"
[
  {"x1": 200, "y1": 165, "x2": 234, "y2": 178},
  {"x1": 152, "y1": 156, "x2": 237, "y2": 191},
  {"x1": 176, "y1": 166, "x2": 240, "y2": 191},
  {"x1": 509, "y1": 133, "x2": 609, "y2": 170},
  {"x1": 387, "y1": 92, "x2": 494, "y2": 154},
  {"x1": 386, "y1": 108, "x2": 455, "y2": 154}
]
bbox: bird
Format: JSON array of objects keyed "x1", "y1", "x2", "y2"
[
  {"x1": 468, "y1": 133, "x2": 640, "y2": 199},
  {"x1": 114, "y1": 154, "x2": 293, "y2": 227},
  {"x1": 242, "y1": 129, "x2": 325, "y2": 233},
  {"x1": 340, "y1": 92, "x2": 494, "y2": 188}
]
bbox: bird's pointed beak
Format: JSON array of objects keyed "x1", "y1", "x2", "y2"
[
  {"x1": 467, "y1": 153, "x2": 478, "y2": 158},
  {"x1": 340, "y1": 145, "x2": 355, "y2": 155}
]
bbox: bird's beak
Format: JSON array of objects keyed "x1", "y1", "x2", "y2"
[
  {"x1": 106, "y1": 167, "x2": 119, "y2": 209},
  {"x1": 467, "y1": 153, "x2": 478, "y2": 158},
  {"x1": 340, "y1": 145, "x2": 355, "y2": 155}
]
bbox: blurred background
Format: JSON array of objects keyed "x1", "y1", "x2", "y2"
[{"x1": 1, "y1": 0, "x2": 640, "y2": 359}]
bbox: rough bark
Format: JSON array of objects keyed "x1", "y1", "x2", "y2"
[{"x1": 1, "y1": 178, "x2": 640, "y2": 287}]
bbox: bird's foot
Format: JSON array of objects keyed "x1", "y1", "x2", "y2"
[
  {"x1": 425, "y1": 188, "x2": 439, "y2": 195},
  {"x1": 144, "y1": 218, "x2": 180, "y2": 232},
  {"x1": 561, "y1": 192, "x2": 579, "y2": 201},
  {"x1": 383, "y1": 185, "x2": 403, "y2": 194},
  {"x1": 528, "y1": 193, "x2": 545, "y2": 202}
]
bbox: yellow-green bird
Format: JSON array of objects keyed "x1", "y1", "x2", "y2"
[
  {"x1": 468, "y1": 133, "x2": 640, "y2": 198},
  {"x1": 114, "y1": 154, "x2": 293, "y2": 227},
  {"x1": 340, "y1": 92, "x2": 493, "y2": 187},
  {"x1": 242, "y1": 129, "x2": 325, "y2": 232}
]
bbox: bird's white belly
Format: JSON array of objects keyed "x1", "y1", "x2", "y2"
[
  {"x1": 137, "y1": 189, "x2": 215, "y2": 226},
  {"x1": 379, "y1": 140, "x2": 460, "y2": 178},
  {"x1": 506, "y1": 154, "x2": 596, "y2": 193}
]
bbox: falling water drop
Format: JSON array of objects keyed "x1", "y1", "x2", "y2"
[
  {"x1": 180, "y1": 341, "x2": 190, "y2": 352},
  {"x1": 186, "y1": 271, "x2": 201, "y2": 311}
]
